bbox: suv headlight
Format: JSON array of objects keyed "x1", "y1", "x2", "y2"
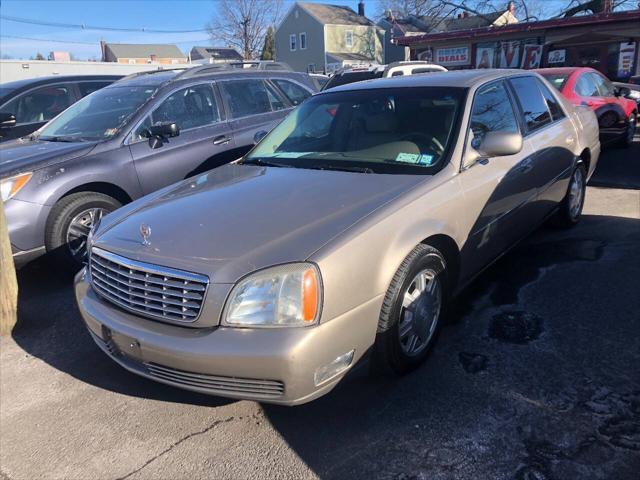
[
  {"x1": 0, "y1": 172, "x2": 33, "y2": 202},
  {"x1": 223, "y1": 263, "x2": 322, "y2": 327}
]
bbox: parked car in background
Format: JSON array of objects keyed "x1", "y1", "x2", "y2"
[
  {"x1": 627, "y1": 75, "x2": 640, "y2": 85},
  {"x1": 322, "y1": 61, "x2": 447, "y2": 90},
  {"x1": 309, "y1": 73, "x2": 329, "y2": 90},
  {"x1": 614, "y1": 81, "x2": 640, "y2": 109},
  {"x1": 1, "y1": 66, "x2": 316, "y2": 268},
  {"x1": 75, "y1": 70, "x2": 599, "y2": 405},
  {"x1": 0, "y1": 75, "x2": 121, "y2": 142},
  {"x1": 536, "y1": 67, "x2": 637, "y2": 147}
]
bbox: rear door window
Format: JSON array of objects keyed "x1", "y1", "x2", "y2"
[
  {"x1": 272, "y1": 79, "x2": 311, "y2": 106},
  {"x1": 509, "y1": 76, "x2": 552, "y2": 133},
  {"x1": 535, "y1": 78, "x2": 565, "y2": 121},
  {"x1": 220, "y1": 79, "x2": 284, "y2": 117},
  {"x1": 1, "y1": 84, "x2": 74, "y2": 125}
]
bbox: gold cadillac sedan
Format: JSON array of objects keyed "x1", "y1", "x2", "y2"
[{"x1": 75, "y1": 70, "x2": 600, "y2": 405}]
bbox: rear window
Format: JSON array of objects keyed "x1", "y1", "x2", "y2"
[
  {"x1": 540, "y1": 73, "x2": 569, "y2": 91},
  {"x1": 272, "y1": 79, "x2": 311, "y2": 106},
  {"x1": 220, "y1": 79, "x2": 285, "y2": 117},
  {"x1": 323, "y1": 71, "x2": 383, "y2": 90}
]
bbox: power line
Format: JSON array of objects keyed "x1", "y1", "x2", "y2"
[
  {"x1": 0, "y1": 14, "x2": 209, "y2": 33},
  {"x1": 0, "y1": 34, "x2": 96, "y2": 45},
  {"x1": 0, "y1": 34, "x2": 211, "y2": 46}
]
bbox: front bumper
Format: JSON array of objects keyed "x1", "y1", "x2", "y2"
[
  {"x1": 5, "y1": 198, "x2": 51, "y2": 266},
  {"x1": 75, "y1": 269, "x2": 382, "y2": 405}
]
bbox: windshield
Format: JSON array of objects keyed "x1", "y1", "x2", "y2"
[
  {"x1": 540, "y1": 73, "x2": 570, "y2": 91},
  {"x1": 323, "y1": 71, "x2": 383, "y2": 90},
  {"x1": 246, "y1": 87, "x2": 466, "y2": 174},
  {"x1": 38, "y1": 85, "x2": 155, "y2": 141}
]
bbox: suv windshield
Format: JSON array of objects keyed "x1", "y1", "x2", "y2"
[
  {"x1": 38, "y1": 85, "x2": 155, "y2": 141},
  {"x1": 246, "y1": 87, "x2": 465, "y2": 174}
]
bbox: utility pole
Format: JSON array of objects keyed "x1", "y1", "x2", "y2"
[{"x1": 0, "y1": 198, "x2": 18, "y2": 335}]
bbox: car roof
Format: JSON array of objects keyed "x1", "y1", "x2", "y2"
[
  {"x1": 108, "y1": 68, "x2": 311, "y2": 89},
  {"x1": 0, "y1": 74, "x2": 122, "y2": 91},
  {"x1": 534, "y1": 67, "x2": 590, "y2": 76},
  {"x1": 324, "y1": 69, "x2": 527, "y2": 92}
]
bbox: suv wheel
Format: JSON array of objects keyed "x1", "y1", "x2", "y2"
[{"x1": 45, "y1": 192, "x2": 121, "y2": 269}]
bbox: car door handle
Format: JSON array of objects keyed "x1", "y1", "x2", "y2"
[
  {"x1": 565, "y1": 136, "x2": 575, "y2": 145},
  {"x1": 213, "y1": 135, "x2": 230, "y2": 145}
]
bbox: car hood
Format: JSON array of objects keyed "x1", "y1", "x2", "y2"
[
  {"x1": 0, "y1": 138, "x2": 97, "y2": 178},
  {"x1": 94, "y1": 163, "x2": 425, "y2": 283}
]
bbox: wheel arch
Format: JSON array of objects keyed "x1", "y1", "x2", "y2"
[
  {"x1": 59, "y1": 182, "x2": 133, "y2": 206},
  {"x1": 420, "y1": 233, "x2": 461, "y2": 296}
]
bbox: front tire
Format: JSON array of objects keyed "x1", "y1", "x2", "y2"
[
  {"x1": 373, "y1": 244, "x2": 446, "y2": 375},
  {"x1": 550, "y1": 163, "x2": 586, "y2": 228},
  {"x1": 45, "y1": 192, "x2": 121, "y2": 269},
  {"x1": 620, "y1": 112, "x2": 637, "y2": 148}
]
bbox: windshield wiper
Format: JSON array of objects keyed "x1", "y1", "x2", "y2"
[
  {"x1": 239, "y1": 158, "x2": 291, "y2": 168},
  {"x1": 305, "y1": 164, "x2": 374, "y2": 174},
  {"x1": 39, "y1": 136, "x2": 77, "y2": 143}
]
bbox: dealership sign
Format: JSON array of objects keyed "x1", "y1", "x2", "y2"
[
  {"x1": 476, "y1": 47, "x2": 495, "y2": 68},
  {"x1": 500, "y1": 41, "x2": 520, "y2": 68},
  {"x1": 548, "y1": 49, "x2": 566, "y2": 64},
  {"x1": 618, "y1": 42, "x2": 636, "y2": 78},
  {"x1": 435, "y1": 46, "x2": 470, "y2": 66},
  {"x1": 521, "y1": 44, "x2": 543, "y2": 69}
]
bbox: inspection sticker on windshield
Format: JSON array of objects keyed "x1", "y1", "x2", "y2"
[
  {"x1": 418, "y1": 154, "x2": 434, "y2": 166},
  {"x1": 395, "y1": 152, "x2": 420, "y2": 163}
]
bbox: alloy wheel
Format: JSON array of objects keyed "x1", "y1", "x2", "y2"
[
  {"x1": 398, "y1": 268, "x2": 442, "y2": 356},
  {"x1": 568, "y1": 167, "x2": 584, "y2": 220},
  {"x1": 66, "y1": 208, "x2": 105, "y2": 262}
]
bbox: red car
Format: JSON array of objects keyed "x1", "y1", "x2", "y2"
[{"x1": 536, "y1": 67, "x2": 637, "y2": 148}]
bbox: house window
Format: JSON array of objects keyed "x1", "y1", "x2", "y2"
[
  {"x1": 300, "y1": 32, "x2": 307, "y2": 50},
  {"x1": 308, "y1": 63, "x2": 316, "y2": 73},
  {"x1": 290, "y1": 34, "x2": 296, "y2": 51},
  {"x1": 345, "y1": 31, "x2": 353, "y2": 48}
]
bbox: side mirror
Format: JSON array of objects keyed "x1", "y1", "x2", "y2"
[
  {"x1": 0, "y1": 112, "x2": 17, "y2": 128},
  {"x1": 477, "y1": 131, "x2": 523, "y2": 158},
  {"x1": 464, "y1": 131, "x2": 523, "y2": 168},
  {"x1": 148, "y1": 122, "x2": 180, "y2": 139},
  {"x1": 253, "y1": 130, "x2": 268, "y2": 144}
]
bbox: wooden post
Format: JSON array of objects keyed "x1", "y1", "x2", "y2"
[{"x1": 0, "y1": 197, "x2": 18, "y2": 335}]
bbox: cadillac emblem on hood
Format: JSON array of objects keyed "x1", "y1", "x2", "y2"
[{"x1": 140, "y1": 223, "x2": 151, "y2": 246}]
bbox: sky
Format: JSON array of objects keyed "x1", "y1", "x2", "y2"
[
  {"x1": 0, "y1": 0, "x2": 358, "y2": 60},
  {"x1": 0, "y1": 0, "x2": 590, "y2": 60}
]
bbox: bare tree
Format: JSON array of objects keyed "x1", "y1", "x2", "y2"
[{"x1": 208, "y1": 0, "x2": 284, "y2": 60}]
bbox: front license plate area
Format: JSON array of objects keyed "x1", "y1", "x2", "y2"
[{"x1": 102, "y1": 326, "x2": 143, "y2": 361}]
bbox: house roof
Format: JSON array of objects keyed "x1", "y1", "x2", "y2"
[
  {"x1": 190, "y1": 46, "x2": 243, "y2": 61},
  {"x1": 104, "y1": 43, "x2": 184, "y2": 59},
  {"x1": 299, "y1": 2, "x2": 375, "y2": 26}
]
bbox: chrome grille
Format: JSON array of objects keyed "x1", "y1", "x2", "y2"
[
  {"x1": 90, "y1": 247, "x2": 209, "y2": 323},
  {"x1": 144, "y1": 362, "x2": 285, "y2": 398}
]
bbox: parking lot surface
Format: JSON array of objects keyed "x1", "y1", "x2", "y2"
[{"x1": 1, "y1": 140, "x2": 639, "y2": 480}]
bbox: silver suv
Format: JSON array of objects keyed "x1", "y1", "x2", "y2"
[{"x1": 0, "y1": 65, "x2": 316, "y2": 267}]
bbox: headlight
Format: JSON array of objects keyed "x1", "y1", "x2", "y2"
[
  {"x1": 0, "y1": 172, "x2": 33, "y2": 202},
  {"x1": 223, "y1": 263, "x2": 322, "y2": 327}
]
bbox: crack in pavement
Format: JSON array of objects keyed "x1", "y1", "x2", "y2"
[{"x1": 116, "y1": 416, "x2": 235, "y2": 480}]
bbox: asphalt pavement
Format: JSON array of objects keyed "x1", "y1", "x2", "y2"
[{"x1": 1, "y1": 139, "x2": 639, "y2": 480}]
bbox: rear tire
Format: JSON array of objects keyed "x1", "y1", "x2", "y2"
[
  {"x1": 45, "y1": 192, "x2": 121, "y2": 270},
  {"x1": 550, "y1": 163, "x2": 587, "y2": 228},
  {"x1": 373, "y1": 244, "x2": 447, "y2": 375}
]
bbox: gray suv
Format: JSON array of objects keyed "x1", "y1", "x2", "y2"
[{"x1": 0, "y1": 66, "x2": 316, "y2": 267}]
